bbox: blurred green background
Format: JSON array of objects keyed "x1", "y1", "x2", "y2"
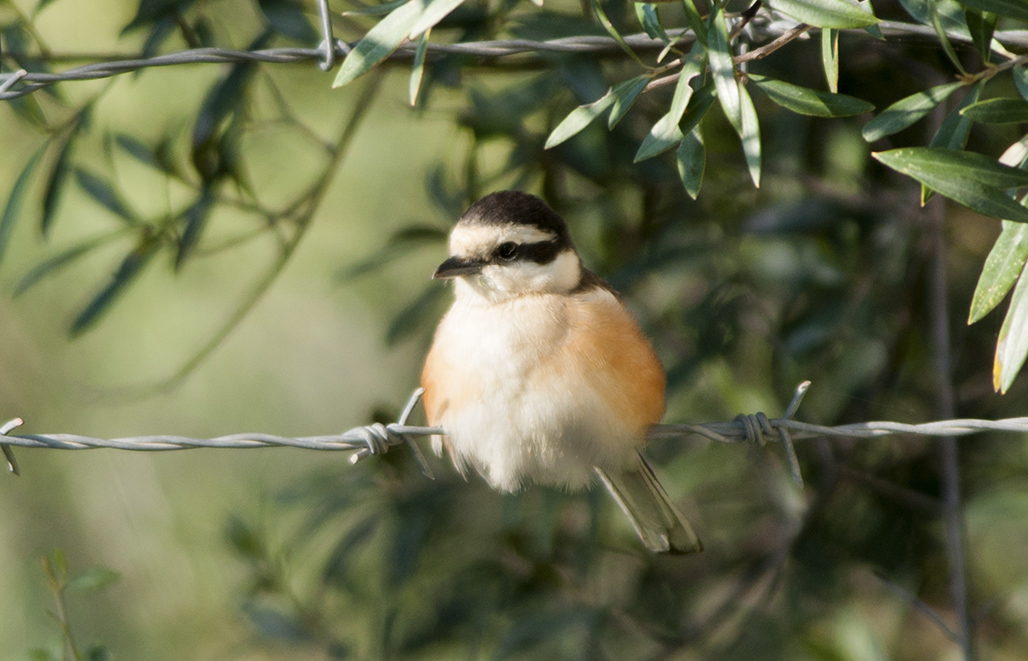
[{"x1": 3, "y1": 0, "x2": 1028, "y2": 659}]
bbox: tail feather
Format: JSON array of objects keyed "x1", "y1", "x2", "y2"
[{"x1": 596, "y1": 452, "x2": 702, "y2": 554}]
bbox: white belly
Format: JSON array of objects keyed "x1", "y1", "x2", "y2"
[{"x1": 429, "y1": 292, "x2": 635, "y2": 492}]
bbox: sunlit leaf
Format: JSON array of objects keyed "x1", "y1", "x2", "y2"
[
  {"x1": 608, "y1": 75, "x2": 650, "y2": 128},
  {"x1": 71, "y1": 237, "x2": 161, "y2": 336},
  {"x1": 970, "y1": 220, "x2": 1028, "y2": 323},
  {"x1": 873, "y1": 147, "x2": 1028, "y2": 221},
  {"x1": 994, "y1": 261, "x2": 1028, "y2": 393},
  {"x1": 961, "y1": 97, "x2": 1028, "y2": 124},
  {"x1": 676, "y1": 127, "x2": 705, "y2": 199},
  {"x1": 822, "y1": 28, "x2": 839, "y2": 93},
  {"x1": 635, "y1": 44, "x2": 705, "y2": 162},
  {"x1": 1, "y1": 145, "x2": 45, "y2": 264},
  {"x1": 749, "y1": 74, "x2": 874, "y2": 117},
  {"x1": 740, "y1": 81, "x2": 761, "y2": 187},
  {"x1": 546, "y1": 75, "x2": 650, "y2": 149},
  {"x1": 861, "y1": 83, "x2": 963, "y2": 142},
  {"x1": 333, "y1": 0, "x2": 420, "y2": 87},
  {"x1": 547, "y1": 91, "x2": 618, "y2": 150},
  {"x1": 765, "y1": 0, "x2": 879, "y2": 28},
  {"x1": 409, "y1": 30, "x2": 429, "y2": 107},
  {"x1": 409, "y1": 0, "x2": 466, "y2": 38},
  {"x1": 959, "y1": 0, "x2": 1028, "y2": 21},
  {"x1": 709, "y1": 7, "x2": 740, "y2": 133}
]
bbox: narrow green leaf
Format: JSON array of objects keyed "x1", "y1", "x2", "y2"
[
  {"x1": 970, "y1": 220, "x2": 1028, "y2": 323},
  {"x1": 259, "y1": 0, "x2": 319, "y2": 43},
  {"x1": 387, "y1": 284, "x2": 447, "y2": 345},
  {"x1": 75, "y1": 169, "x2": 138, "y2": 223},
  {"x1": 676, "y1": 127, "x2": 705, "y2": 199},
  {"x1": 339, "y1": 225, "x2": 448, "y2": 279},
  {"x1": 709, "y1": 7, "x2": 740, "y2": 133},
  {"x1": 115, "y1": 133, "x2": 164, "y2": 171},
  {"x1": 176, "y1": 189, "x2": 215, "y2": 270},
  {"x1": 765, "y1": 0, "x2": 880, "y2": 28},
  {"x1": 873, "y1": 147, "x2": 1028, "y2": 221},
  {"x1": 635, "y1": 44, "x2": 705, "y2": 162},
  {"x1": 930, "y1": 79, "x2": 984, "y2": 150},
  {"x1": 342, "y1": 0, "x2": 409, "y2": 16},
  {"x1": 608, "y1": 75, "x2": 650, "y2": 128},
  {"x1": 995, "y1": 261, "x2": 1028, "y2": 393},
  {"x1": 680, "y1": 0, "x2": 707, "y2": 44},
  {"x1": 86, "y1": 646, "x2": 113, "y2": 661},
  {"x1": 879, "y1": 147, "x2": 1028, "y2": 189},
  {"x1": 822, "y1": 28, "x2": 839, "y2": 94},
  {"x1": 547, "y1": 92, "x2": 618, "y2": 150},
  {"x1": 333, "y1": 0, "x2": 420, "y2": 88},
  {"x1": 1013, "y1": 66, "x2": 1028, "y2": 102},
  {"x1": 590, "y1": 0, "x2": 646, "y2": 67},
  {"x1": 408, "y1": 0, "x2": 465, "y2": 39},
  {"x1": 861, "y1": 82, "x2": 964, "y2": 142},
  {"x1": 66, "y1": 567, "x2": 121, "y2": 593},
  {"x1": 409, "y1": 30, "x2": 429, "y2": 107},
  {"x1": 740, "y1": 81, "x2": 761, "y2": 187},
  {"x1": 964, "y1": 8, "x2": 996, "y2": 63},
  {"x1": 71, "y1": 238, "x2": 160, "y2": 337},
  {"x1": 635, "y1": 3, "x2": 670, "y2": 45},
  {"x1": 961, "y1": 97, "x2": 1028, "y2": 124},
  {"x1": 959, "y1": 0, "x2": 1028, "y2": 21},
  {"x1": 548, "y1": 74, "x2": 653, "y2": 150},
  {"x1": 749, "y1": 74, "x2": 874, "y2": 117},
  {"x1": 1, "y1": 145, "x2": 46, "y2": 264},
  {"x1": 14, "y1": 231, "x2": 126, "y2": 297},
  {"x1": 898, "y1": 0, "x2": 970, "y2": 34},
  {"x1": 679, "y1": 81, "x2": 717, "y2": 136},
  {"x1": 41, "y1": 135, "x2": 75, "y2": 237},
  {"x1": 929, "y1": 3, "x2": 966, "y2": 74}
]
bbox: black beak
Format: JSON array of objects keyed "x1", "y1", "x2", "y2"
[{"x1": 433, "y1": 256, "x2": 486, "y2": 279}]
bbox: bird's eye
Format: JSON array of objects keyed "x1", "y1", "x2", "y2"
[{"x1": 495, "y1": 242, "x2": 519, "y2": 260}]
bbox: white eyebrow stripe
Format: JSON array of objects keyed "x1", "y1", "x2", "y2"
[{"x1": 449, "y1": 223, "x2": 556, "y2": 257}]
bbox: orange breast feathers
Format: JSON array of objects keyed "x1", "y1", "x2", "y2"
[
  {"x1": 421, "y1": 290, "x2": 666, "y2": 445},
  {"x1": 545, "y1": 292, "x2": 666, "y2": 440}
]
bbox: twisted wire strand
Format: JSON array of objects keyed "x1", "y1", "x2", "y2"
[{"x1": 4, "y1": 22, "x2": 1028, "y2": 101}]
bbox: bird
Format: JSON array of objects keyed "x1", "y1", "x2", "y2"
[{"x1": 420, "y1": 190, "x2": 701, "y2": 554}]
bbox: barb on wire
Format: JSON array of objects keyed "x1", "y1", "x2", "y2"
[
  {"x1": 4, "y1": 22, "x2": 1028, "y2": 101},
  {"x1": 3, "y1": 382, "x2": 1028, "y2": 480}
]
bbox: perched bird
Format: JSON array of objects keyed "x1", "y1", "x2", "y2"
[{"x1": 421, "y1": 191, "x2": 701, "y2": 554}]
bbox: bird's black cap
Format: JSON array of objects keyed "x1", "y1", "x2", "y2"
[{"x1": 459, "y1": 191, "x2": 573, "y2": 249}]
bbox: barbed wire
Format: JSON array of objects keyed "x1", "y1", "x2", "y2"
[
  {"x1": 2, "y1": 384, "x2": 1026, "y2": 486},
  {"x1": 3, "y1": 19, "x2": 1028, "y2": 102}
]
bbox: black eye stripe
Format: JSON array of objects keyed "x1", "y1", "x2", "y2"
[{"x1": 493, "y1": 240, "x2": 561, "y2": 265}]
